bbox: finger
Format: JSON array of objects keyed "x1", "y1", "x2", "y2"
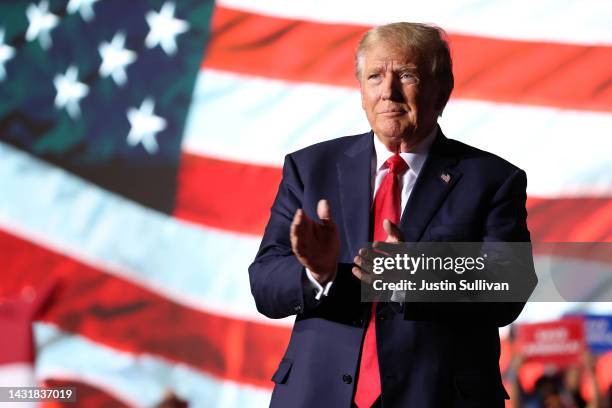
[
  {"x1": 291, "y1": 209, "x2": 311, "y2": 253},
  {"x1": 290, "y1": 209, "x2": 303, "y2": 241},
  {"x1": 352, "y1": 266, "x2": 374, "y2": 284},
  {"x1": 358, "y1": 247, "x2": 369, "y2": 259},
  {"x1": 357, "y1": 248, "x2": 378, "y2": 269},
  {"x1": 360, "y1": 247, "x2": 389, "y2": 261},
  {"x1": 316, "y1": 199, "x2": 332, "y2": 221},
  {"x1": 357, "y1": 248, "x2": 370, "y2": 259},
  {"x1": 353, "y1": 254, "x2": 362, "y2": 267},
  {"x1": 292, "y1": 209, "x2": 314, "y2": 235},
  {"x1": 383, "y1": 219, "x2": 403, "y2": 243},
  {"x1": 353, "y1": 248, "x2": 376, "y2": 278},
  {"x1": 353, "y1": 254, "x2": 372, "y2": 273},
  {"x1": 291, "y1": 208, "x2": 303, "y2": 230}
]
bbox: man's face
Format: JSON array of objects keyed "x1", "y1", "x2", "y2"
[{"x1": 359, "y1": 42, "x2": 441, "y2": 151}]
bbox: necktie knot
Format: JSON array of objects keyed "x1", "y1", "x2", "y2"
[{"x1": 385, "y1": 154, "x2": 408, "y2": 175}]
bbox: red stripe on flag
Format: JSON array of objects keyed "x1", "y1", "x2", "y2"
[
  {"x1": 0, "y1": 229, "x2": 289, "y2": 389},
  {"x1": 528, "y1": 197, "x2": 612, "y2": 242},
  {"x1": 174, "y1": 153, "x2": 612, "y2": 242},
  {"x1": 175, "y1": 153, "x2": 281, "y2": 236},
  {"x1": 203, "y1": 6, "x2": 612, "y2": 113}
]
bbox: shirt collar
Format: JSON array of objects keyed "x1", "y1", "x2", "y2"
[{"x1": 373, "y1": 125, "x2": 438, "y2": 176}]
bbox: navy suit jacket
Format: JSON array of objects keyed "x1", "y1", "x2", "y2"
[{"x1": 249, "y1": 128, "x2": 537, "y2": 408}]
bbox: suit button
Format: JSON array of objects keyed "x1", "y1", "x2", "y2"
[
  {"x1": 293, "y1": 303, "x2": 302, "y2": 313},
  {"x1": 342, "y1": 374, "x2": 352, "y2": 384}
]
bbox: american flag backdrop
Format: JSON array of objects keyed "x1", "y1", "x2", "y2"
[{"x1": 0, "y1": 0, "x2": 611, "y2": 407}]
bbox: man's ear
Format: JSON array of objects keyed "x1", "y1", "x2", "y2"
[{"x1": 433, "y1": 83, "x2": 447, "y2": 112}]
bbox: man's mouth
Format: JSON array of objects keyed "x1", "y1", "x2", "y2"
[{"x1": 379, "y1": 109, "x2": 406, "y2": 116}]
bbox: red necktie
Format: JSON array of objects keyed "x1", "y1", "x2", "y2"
[{"x1": 354, "y1": 154, "x2": 408, "y2": 408}]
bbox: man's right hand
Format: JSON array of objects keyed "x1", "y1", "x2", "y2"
[{"x1": 290, "y1": 199, "x2": 340, "y2": 285}]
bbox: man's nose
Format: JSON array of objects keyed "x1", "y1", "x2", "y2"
[{"x1": 380, "y1": 75, "x2": 401, "y2": 101}]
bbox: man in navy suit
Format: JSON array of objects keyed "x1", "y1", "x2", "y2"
[{"x1": 249, "y1": 22, "x2": 536, "y2": 408}]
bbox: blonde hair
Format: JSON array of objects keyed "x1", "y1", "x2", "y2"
[{"x1": 355, "y1": 22, "x2": 454, "y2": 111}]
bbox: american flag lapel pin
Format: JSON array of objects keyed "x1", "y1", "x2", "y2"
[{"x1": 440, "y1": 172, "x2": 451, "y2": 184}]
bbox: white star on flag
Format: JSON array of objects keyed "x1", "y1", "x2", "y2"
[
  {"x1": 67, "y1": 0, "x2": 99, "y2": 22},
  {"x1": 25, "y1": 0, "x2": 59, "y2": 50},
  {"x1": 126, "y1": 98, "x2": 167, "y2": 154},
  {"x1": 145, "y1": 2, "x2": 189, "y2": 56},
  {"x1": 0, "y1": 29, "x2": 16, "y2": 81},
  {"x1": 54, "y1": 66, "x2": 89, "y2": 119},
  {"x1": 98, "y1": 32, "x2": 137, "y2": 86}
]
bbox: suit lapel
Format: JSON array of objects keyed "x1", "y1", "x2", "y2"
[
  {"x1": 337, "y1": 132, "x2": 374, "y2": 257},
  {"x1": 400, "y1": 129, "x2": 462, "y2": 242},
  {"x1": 336, "y1": 129, "x2": 463, "y2": 250}
]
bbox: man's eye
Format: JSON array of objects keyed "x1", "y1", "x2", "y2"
[
  {"x1": 368, "y1": 74, "x2": 380, "y2": 80},
  {"x1": 400, "y1": 73, "x2": 418, "y2": 84}
]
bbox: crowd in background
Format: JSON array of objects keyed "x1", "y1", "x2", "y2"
[{"x1": 504, "y1": 325, "x2": 610, "y2": 408}]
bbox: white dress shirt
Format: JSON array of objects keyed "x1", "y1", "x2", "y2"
[{"x1": 304, "y1": 127, "x2": 438, "y2": 301}]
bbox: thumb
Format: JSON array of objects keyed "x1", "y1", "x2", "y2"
[
  {"x1": 383, "y1": 219, "x2": 402, "y2": 242},
  {"x1": 317, "y1": 199, "x2": 333, "y2": 222}
]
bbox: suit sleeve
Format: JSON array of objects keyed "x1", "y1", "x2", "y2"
[
  {"x1": 404, "y1": 169, "x2": 538, "y2": 327},
  {"x1": 249, "y1": 154, "x2": 319, "y2": 319}
]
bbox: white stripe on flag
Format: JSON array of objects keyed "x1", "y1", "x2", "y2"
[
  {"x1": 0, "y1": 363, "x2": 38, "y2": 408},
  {"x1": 34, "y1": 323, "x2": 271, "y2": 408},
  {"x1": 183, "y1": 69, "x2": 612, "y2": 197},
  {"x1": 519, "y1": 302, "x2": 612, "y2": 325},
  {"x1": 0, "y1": 363, "x2": 37, "y2": 387},
  {"x1": 217, "y1": 0, "x2": 612, "y2": 45}
]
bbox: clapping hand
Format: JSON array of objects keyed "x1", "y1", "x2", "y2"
[
  {"x1": 290, "y1": 199, "x2": 340, "y2": 285},
  {"x1": 352, "y1": 219, "x2": 403, "y2": 283}
]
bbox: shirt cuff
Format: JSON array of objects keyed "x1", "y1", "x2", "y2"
[
  {"x1": 390, "y1": 289, "x2": 406, "y2": 303},
  {"x1": 305, "y1": 268, "x2": 334, "y2": 300}
]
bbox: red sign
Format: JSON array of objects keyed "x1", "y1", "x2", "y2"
[{"x1": 516, "y1": 318, "x2": 585, "y2": 366}]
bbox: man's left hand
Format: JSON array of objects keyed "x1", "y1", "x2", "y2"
[{"x1": 352, "y1": 219, "x2": 403, "y2": 283}]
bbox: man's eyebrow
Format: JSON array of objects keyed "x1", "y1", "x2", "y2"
[
  {"x1": 393, "y1": 64, "x2": 418, "y2": 72},
  {"x1": 368, "y1": 63, "x2": 418, "y2": 72}
]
